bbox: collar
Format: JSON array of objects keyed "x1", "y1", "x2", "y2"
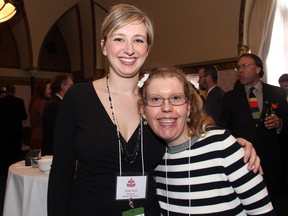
[
  {"x1": 207, "y1": 85, "x2": 217, "y2": 95},
  {"x1": 55, "y1": 93, "x2": 63, "y2": 100},
  {"x1": 167, "y1": 136, "x2": 199, "y2": 154},
  {"x1": 245, "y1": 81, "x2": 262, "y2": 95}
]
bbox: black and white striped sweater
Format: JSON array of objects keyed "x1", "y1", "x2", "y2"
[{"x1": 155, "y1": 129, "x2": 275, "y2": 216}]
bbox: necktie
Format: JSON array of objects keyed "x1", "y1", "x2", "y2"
[{"x1": 249, "y1": 87, "x2": 260, "y2": 119}]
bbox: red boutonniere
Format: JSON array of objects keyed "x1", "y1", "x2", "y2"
[{"x1": 271, "y1": 103, "x2": 278, "y2": 110}]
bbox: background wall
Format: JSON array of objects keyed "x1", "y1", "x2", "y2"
[
  {"x1": 0, "y1": 0, "x2": 242, "y2": 113},
  {"x1": 141, "y1": 0, "x2": 241, "y2": 67},
  {"x1": 0, "y1": 0, "x2": 242, "y2": 76},
  {"x1": 95, "y1": 0, "x2": 241, "y2": 68}
]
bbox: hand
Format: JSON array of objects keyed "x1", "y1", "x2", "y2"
[
  {"x1": 236, "y1": 138, "x2": 263, "y2": 175},
  {"x1": 264, "y1": 115, "x2": 282, "y2": 130}
]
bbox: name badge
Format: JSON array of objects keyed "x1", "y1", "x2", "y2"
[
  {"x1": 122, "y1": 207, "x2": 144, "y2": 216},
  {"x1": 116, "y1": 175, "x2": 147, "y2": 200}
]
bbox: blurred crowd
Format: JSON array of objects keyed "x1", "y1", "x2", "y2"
[{"x1": 0, "y1": 74, "x2": 73, "y2": 179}]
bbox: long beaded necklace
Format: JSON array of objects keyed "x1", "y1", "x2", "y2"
[{"x1": 106, "y1": 75, "x2": 141, "y2": 164}]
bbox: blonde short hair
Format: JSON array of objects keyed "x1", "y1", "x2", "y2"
[{"x1": 100, "y1": 4, "x2": 154, "y2": 47}]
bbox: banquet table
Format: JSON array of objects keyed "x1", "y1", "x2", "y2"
[{"x1": 3, "y1": 160, "x2": 49, "y2": 216}]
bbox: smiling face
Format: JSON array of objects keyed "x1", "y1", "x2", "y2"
[
  {"x1": 101, "y1": 21, "x2": 149, "y2": 78},
  {"x1": 141, "y1": 76, "x2": 190, "y2": 147}
]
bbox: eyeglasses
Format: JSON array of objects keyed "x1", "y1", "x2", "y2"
[
  {"x1": 234, "y1": 63, "x2": 256, "y2": 72},
  {"x1": 144, "y1": 94, "x2": 188, "y2": 107}
]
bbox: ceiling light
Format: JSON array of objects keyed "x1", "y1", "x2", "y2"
[{"x1": 0, "y1": 0, "x2": 18, "y2": 23}]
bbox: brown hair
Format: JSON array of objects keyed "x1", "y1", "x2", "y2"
[
  {"x1": 50, "y1": 75, "x2": 71, "y2": 95},
  {"x1": 29, "y1": 81, "x2": 51, "y2": 113},
  {"x1": 278, "y1": 73, "x2": 288, "y2": 83},
  {"x1": 238, "y1": 53, "x2": 264, "y2": 78}
]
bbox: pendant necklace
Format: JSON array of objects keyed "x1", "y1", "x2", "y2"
[{"x1": 106, "y1": 75, "x2": 141, "y2": 164}]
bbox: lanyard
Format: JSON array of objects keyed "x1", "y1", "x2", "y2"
[{"x1": 106, "y1": 75, "x2": 145, "y2": 176}]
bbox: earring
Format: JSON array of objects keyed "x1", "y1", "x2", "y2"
[
  {"x1": 141, "y1": 116, "x2": 148, "y2": 125},
  {"x1": 187, "y1": 117, "x2": 191, "y2": 123}
]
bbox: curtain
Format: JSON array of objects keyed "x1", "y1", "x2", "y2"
[
  {"x1": 248, "y1": 0, "x2": 276, "y2": 56},
  {"x1": 266, "y1": 0, "x2": 288, "y2": 85},
  {"x1": 259, "y1": 3, "x2": 277, "y2": 82}
]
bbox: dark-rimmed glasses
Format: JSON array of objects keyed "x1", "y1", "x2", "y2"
[
  {"x1": 234, "y1": 63, "x2": 256, "y2": 72},
  {"x1": 144, "y1": 94, "x2": 188, "y2": 107}
]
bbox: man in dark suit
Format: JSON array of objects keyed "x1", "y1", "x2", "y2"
[
  {"x1": 220, "y1": 53, "x2": 288, "y2": 208},
  {"x1": 42, "y1": 75, "x2": 73, "y2": 156},
  {"x1": 0, "y1": 85, "x2": 27, "y2": 177},
  {"x1": 278, "y1": 73, "x2": 288, "y2": 102},
  {"x1": 198, "y1": 65, "x2": 225, "y2": 124},
  {"x1": 278, "y1": 73, "x2": 288, "y2": 194}
]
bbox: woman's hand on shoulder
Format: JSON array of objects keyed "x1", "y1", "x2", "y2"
[{"x1": 236, "y1": 138, "x2": 263, "y2": 175}]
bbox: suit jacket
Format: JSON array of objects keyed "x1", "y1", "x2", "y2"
[
  {"x1": 0, "y1": 95, "x2": 27, "y2": 168},
  {"x1": 219, "y1": 82, "x2": 288, "y2": 196},
  {"x1": 42, "y1": 95, "x2": 62, "y2": 155},
  {"x1": 204, "y1": 86, "x2": 225, "y2": 124},
  {"x1": 220, "y1": 82, "x2": 288, "y2": 144},
  {"x1": 0, "y1": 95, "x2": 27, "y2": 133}
]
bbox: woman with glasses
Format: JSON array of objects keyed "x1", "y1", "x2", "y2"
[
  {"x1": 139, "y1": 66, "x2": 275, "y2": 215},
  {"x1": 48, "y1": 4, "x2": 261, "y2": 216}
]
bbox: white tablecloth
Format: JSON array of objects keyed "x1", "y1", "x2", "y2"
[{"x1": 3, "y1": 160, "x2": 49, "y2": 216}]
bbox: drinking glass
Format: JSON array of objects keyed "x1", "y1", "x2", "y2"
[{"x1": 30, "y1": 149, "x2": 41, "y2": 168}]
